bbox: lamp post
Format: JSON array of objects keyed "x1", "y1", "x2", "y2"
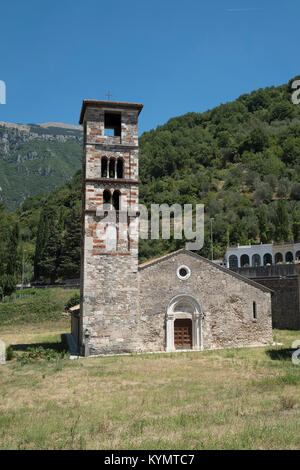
[
  {"x1": 210, "y1": 218, "x2": 214, "y2": 262},
  {"x1": 21, "y1": 250, "x2": 26, "y2": 289}
]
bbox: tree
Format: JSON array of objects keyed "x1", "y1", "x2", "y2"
[
  {"x1": 0, "y1": 274, "x2": 16, "y2": 298},
  {"x1": 34, "y1": 211, "x2": 49, "y2": 280},
  {"x1": 291, "y1": 182, "x2": 300, "y2": 201},
  {"x1": 277, "y1": 178, "x2": 291, "y2": 199},
  {"x1": 291, "y1": 205, "x2": 300, "y2": 242},
  {"x1": 253, "y1": 182, "x2": 273, "y2": 205},
  {"x1": 257, "y1": 205, "x2": 271, "y2": 243},
  {"x1": 6, "y1": 224, "x2": 19, "y2": 276},
  {"x1": 58, "y1": 206, "x2": 81, "y2": 279},
  {"x1": 39, "y1": 216, "x2": 61, "y2": 283},
  {"x1": 242, "y1": 128, "x2": 269, "y2": 153},
  {"x1": 273, "y1": 200, "x2": 290, "y2": 242}
]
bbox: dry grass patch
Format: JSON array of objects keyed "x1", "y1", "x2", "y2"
[{"x1": 0, "y1": 326, "x2": 300, "y2": 449}]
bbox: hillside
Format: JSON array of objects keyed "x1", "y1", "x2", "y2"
[
  {"x1": 1, "y1": 76, "x2": 300, "y2": 285},
  {"x1": 0, "y1": 122, "x2": 82, "y2": 210}
]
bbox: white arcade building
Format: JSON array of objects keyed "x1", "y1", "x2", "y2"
[{"x1": 225, "y1": 242, "x2": 300, "y2": 269}]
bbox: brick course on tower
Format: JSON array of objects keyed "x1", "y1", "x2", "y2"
[{"x1": 78, "y1": 100, "x2": 143, "y2": 355}]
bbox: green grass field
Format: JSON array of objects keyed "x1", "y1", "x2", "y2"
[{"x1": 0, "y1": 289, "x2": 299, "y2": 449}]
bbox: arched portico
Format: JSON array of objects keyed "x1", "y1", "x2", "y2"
[
  {"x1": 166, "y1": 295, "x2": 202, "y2": 352},
  {"x1": 252, "y1": 254, "x2": 261, "y2": 267}
]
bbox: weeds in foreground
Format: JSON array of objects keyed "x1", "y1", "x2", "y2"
[{"x1": 17, "y1": 346, "x2": 69, "y2": 365}]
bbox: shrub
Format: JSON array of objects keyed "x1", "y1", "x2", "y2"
[
  {"x1": 17, "y1": 346, "x2": 68, "y2": 365},
  {"x1": 291, "y1": 182, "x2": 300, "y2": 201},
  {"x1": 6, "y1": 346, "x2": 15, "y2": 361}
]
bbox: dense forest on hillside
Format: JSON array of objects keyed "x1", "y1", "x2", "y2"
[{"x1": 1, "y1": 76, "x2": 300, "y2": 290}]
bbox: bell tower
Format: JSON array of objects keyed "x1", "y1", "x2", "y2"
[{"x1": 78, "y1": 100, "x2": 143, "y2": 355}]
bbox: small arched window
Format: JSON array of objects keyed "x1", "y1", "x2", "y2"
[
  {"x1": 112, "y1": 190, "x2": 121, "y2": 211},
  {"x1": 253, "y1": 301, "x2": 257, "y2": 320},
  {"x1": 117, "y1": 159, "x2": 124, "y2": 179},
  {"x1": 103, "y1": 189, "x2": 111, "y2": 209},
  {"x1": 109, "y1": 158, "x2": 116, "y2": 178},
  {"x1": 101, "y1": 157, "x2": 108, "y2": 178}
]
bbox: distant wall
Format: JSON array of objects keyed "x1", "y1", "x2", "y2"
[
  {"x1": 233, "y1": 265, "x2": 300, "y2": 330},
  {"x1": 258, "y1": 278, "x2": 300, "y2": 330}
]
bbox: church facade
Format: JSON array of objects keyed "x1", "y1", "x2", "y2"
[{"x1": 73, "y1": 99, "x2": 273, "y2": 356}]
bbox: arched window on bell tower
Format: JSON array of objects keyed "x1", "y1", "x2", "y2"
[
  {"x1": 117, "y1": 159, "x2": 123, "y2": 179},
  {"x1": 109, "y1": 158, "x2": 116, "y2": 178},
  {"x1": 103, "y1": 189, "x2": 112, "y2": 210},
  {"x1": 112, "y1": 190, "x2": 121, "y2": 211},
  {"x1": 101, "y1": 157, "x2": 108, "y2": 178}
]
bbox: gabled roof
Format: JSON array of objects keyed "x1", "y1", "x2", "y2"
[{"x1": 138, "y1": 248, "x2": 273, "y2": 294}]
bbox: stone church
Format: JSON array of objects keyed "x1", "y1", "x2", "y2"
[{"x1": 71, "y1": 99, "x2": 273, "y2": 356}]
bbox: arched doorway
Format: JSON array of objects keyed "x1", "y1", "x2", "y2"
[
  {"x1": 166, "y1": 295, "x2": 202, "y2": 352},
  {"x1": 296, "y1": 250, "x2": 300, "y2": 261},
  {"x1": 285, "y1": 251, "x2": 293, "y2": 263}
]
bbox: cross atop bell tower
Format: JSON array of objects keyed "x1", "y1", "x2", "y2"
[{"x1": 78, "y1": 99, "x2": 143, "y2": 356}]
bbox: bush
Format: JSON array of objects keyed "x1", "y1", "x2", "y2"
[
  {"x1": 64, "y1": 291, "x2": 80, "y2": 311},
  {"x1": 17, "y1": 346, "x2": 68, "y2": 365},
  {"x1": 0, "y1": 274, "x2": 16, "y2": 298},
  {"x1": 291, "y1": 182, "x2": 300, "y2": 201},
  {"x1": 6, "y1": 346, "x2": 15, "y2": 361},
  {"x1": 0, "y1": 288, "x2": 78, "y2": 326}
]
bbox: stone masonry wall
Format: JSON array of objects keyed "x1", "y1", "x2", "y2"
[
  {"x1": 79, "y1": 103, "x2": 141, "y2": 354},
  {"x1": 138, "y1": 252, "x2": 273, "y2": 352},
  {"x1": 255, "y1": 277, "x2": 300, "y2": 330}
]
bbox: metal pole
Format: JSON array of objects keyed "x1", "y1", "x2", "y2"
[
  {"x1": 21, "y1": 250, "x2": 26, "y2": 289},
  {"x1": 210, "y1": 218, "x2": 214, "y2": 261},
  {"x1": 21, "y1": 250, "x2": 24, "y2": 289}
]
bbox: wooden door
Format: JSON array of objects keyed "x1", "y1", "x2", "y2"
[{"x1": 174, "y1": 319, "x2": 192, "y2": 350}]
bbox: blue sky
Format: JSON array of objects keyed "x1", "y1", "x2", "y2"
[{"x1": 0, "y1": 0, "x2": 299, "y2": 134}]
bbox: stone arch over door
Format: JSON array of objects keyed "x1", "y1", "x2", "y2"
[{"x1": 166, "y1": 295, "x2": 202, "y2": 352}]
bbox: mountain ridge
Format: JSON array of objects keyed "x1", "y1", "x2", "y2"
[{"x1": 0, "y1": 121, "x2": 82, "y2": 210}]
